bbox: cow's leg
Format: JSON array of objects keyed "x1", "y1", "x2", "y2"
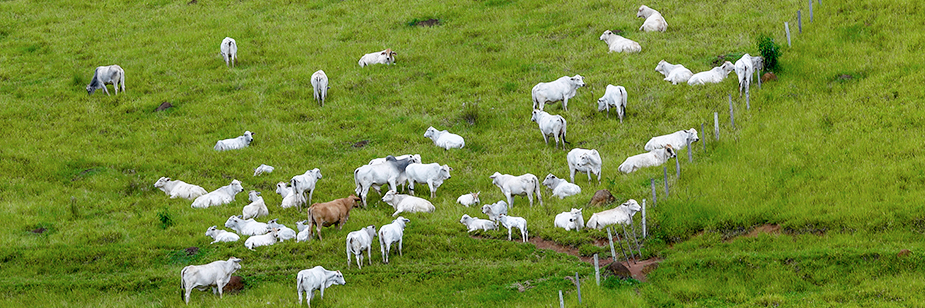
[
  {"x1": 541, "y1": 132, "x2": 549, "y2": 145},
  {"x1": 428, "y1": 180, "x2": 436, "y2": 199},
  {"x1": 316, "y1": 225, "x2": 323, "y2": 241},
  {"x1": 399, "y1": 237, "x2": 403, "y2": 256},
  {"x1": 217, "y1": 280, "x2": 225, "y2": 298},
  {"x1": 408, "y1": 181, "x2": 416, "y2": 196},
  {"x1": 563, "y1": 97, "x2": 568, "y2": 111},
  {"x1": 367, "y1": 247, "x2": 372, "y2": 265},
  {"x1": 505, "y1": 192, "x2": 513, "y2": 208},
  {"x1": 570, "y1": 168, "x2": 576, "y2": 183},
  {"x1": 508, "y1": 227, "x2": 512, "y2": 241},
  {"x1": 308, "y1": 189, "x2": 314, "y2": 206}
]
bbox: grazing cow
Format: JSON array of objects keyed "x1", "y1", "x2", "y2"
[
  {"x1": 481, "y1": 201, "x2": 508, "y2": 222},
  {"x1": 253, "y1": 164, "x2": 274, "y2": 176},
  {"x1": 644, "y1": 129, "x2": 700, "y2": 151},
  {"x1": 180, "y1": 257, "x2": 242, "y2": 304},
  {"x1": 498, "y1": 214, "x2": 528, "y2": 242},
  {"x1": 86, "y1": 65, "x2": 125, "y2": 96},
  {"x1": 276, "y1": 182, "x2": 301, "y2": 209},
  {"x1": 531, "y1": 110, "x2": 569, "y2": 149},
  {"x1": 311, "y1": 70, "x2": 328, "y2": 106},
  {"x1": 224, "y1": 215, "x2": 269, "y2": 236},
  {"x1": 599, "y1": 30, "x2": 641, "y2": 53},
  {"x1": 734, "y1": 54, "x2": 764, "y2": 98},
  {"x1": 456, "y1": 191, "x2": 480, "y2": 207},
  {"x1": 267, "y1": 219, "x2": 297, "y2": 241},
  {"x1": 567, "y1": 148, "x2": 603, "y2": 184},
  {"x1": 379, "y1": 216, "x2": 410, "y2": 264},
  {"x1": 490, "y1": 172, "x2": 543, "y2": 207},
  {"x1": 531, "y1": 75, "x2": 585, "y2": 111},
  {"x1": 542, "y1": 174, "x2": 582, "y2": 199},
  {"x1": 358, "y1": 48, "x2": 396, "y2": 67},
  {"x1": 618, "y1": 146, "x2": 676, "y2": 174},
  {"x1": 404, "y1": 163, "x2": 452, "y2": 198},
  {"x1": 597, "y1": 85, "x2": 628, "y2": 122},
  {"x1": 459, "y1": 214, "x2": 497, "y2": 233},
  {"x1": 354, "y1": 156, "x2": 416, "y2": 207},
  {"x1": 241, "y1": 191, "x2": 268, "y2": 220},
  {"x1": 637, "y1": 5, "x2": 668, "y2": 32},
  {"x1": 586, "y1": 199, "x2": 641, "y2": 229},
  {"x1": 588, "y1": 189, "x2": 616, "y2": 206},
  {"x1": 205, "y1": 226, "x2": 240, "y2": 244},
  {"x1": 554, "y1": 208, "x2": 585, "y2": 231},
  {"x1": 306, "y1": 195, "x2": 361, "y2": 241},
  {"x1": 214, "y1": 131, "x2": 254, "y2": 151},
  {"x1": 154, "y1": 177, "x2": 208, "y2": 200},
  {"x1": 291, "y1": 168, "x2": 323, "y2": 211},
  {"x1": 296, "y1": 266, "x2": 346, "y2": 307},
  {"x1": 345, "y1": 225, "x2": 377, "y2": 269},
  {"x1": 424, "y1": 126, "x2": 465, "y2": 150},
  {"x1": 244, "y1": 227, "x2": 279, "y2": 250},
  {"x1": 688, "y1": 61, "x2": 735, "y2": 86},
  {"x1": 382, "y1": 190, "x2": 436, "y2": 217},
  {"x1": 191, "y1": 180, "x2": 244, "y2": 208},
  {"x1": 655, "y1": 60, "x2": 694, "y2": 85},
  {"x1": 220, "y1": 37, "x2": 237, "y2": 68}
]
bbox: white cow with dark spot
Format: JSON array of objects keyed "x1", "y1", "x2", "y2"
[
  {"x1": 154, "y1": 177, "x2": 207, "y2": 200},
  {"x1": 618, "y1": 146, "x2": 676, "y2": 174},
  {"x1": 405, "y1": 163, "x2": 452, "y2": 198},
  {"x1": 490, "y1": 172, "x2": 543, "y2": 207},
  {"x1": 644, "y1": 129, "x2": 700, "y2": 151},
  {"x1": 358, "y1": 48, "x2": 396, "y2": 67},
  {"x1": 296, "y1": 266, "x2": 346, "y2": 306},
  {"x1": 180, "y1": 257, "x2": 242, "y2": 304},
  {"x1": 597, "y1": 85, "x2": 627, "y2": 122},
  {"x1": 531, "y1": 75, "x2": 585, "y2": 111},
  {"x1": 567, "y1": 148, "x2": 603, "y2": 184}
]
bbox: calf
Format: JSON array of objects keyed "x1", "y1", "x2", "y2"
[
  {"x1": 531, "y1": 110, "x2": 568, "y2": 149},
  {"x1": 554, "y1": 208, "x2": 585, "y2": 231},
  {"x1": 498, "y1": 214, "x2": 528, "y2": 242},
  {"x1": 542, "y1": 174, "x2": 582, "y2": 199},
  {"x1": 306, "y1": 195, "x2": 361, "y2": 241},
  {"x1": 241, "y1": 191, "x2": 268, "y2": 220},
  {"x1": 531, "y1": 75, "x2": 585, "y2": 111},
  {"x1": 456, "y1": 191, "x2": 480, "y2": 207},
  {"x1": 597, "y1": 85, "x2": 627, "y2": 122},
  {"x1": 205, "y1": 226, "x2": 240, "y2": 244},
  {"x1": 346, "y1": 225, "x2": 377, "y2": 269},
  {"x1": 459, "y1": 214, "x2": 497, "y2": 233},
  {"x1": 405, "y1": 163, "x2": 452, "y2": 198},
  {"x1": 382, "y1": 190, "x2": 435, "y2": 217},
  {"x1": 180, "y1": 257, "x2": 242, "y2": 304},
  {"x1": 379, "y1": 216, "x2": 410, "y2": 264},
  {"x1": 490, "y1": 172, "x2": 543, "y2": 207},
  {"x1": 618, "y1": 146, "x2": 676, "y2": 174},
  {"x1": 567, "y1": 148, "x2": 603, "y2": 184},
  {"x1": 358, "y1": 48, "x2": 396, "y2": 67},
  {"x1": 424, "y1": 126, "x2": 465, "y2": 150},
  {"x1": 213, "y1": 131, "x2": 254, "y2": 151},
  {"x1": 296, "y1": 266, "x2": 346, "y2": 306},
  {"x1": 154, "y1": 177, "x2": 207, "y2": 200},
  {"x1": 587, "y1": 199, "x2": 641, "y2": 229},
  {"x1": 253, "y1": 164, "x2": 274, "y2": 177}
]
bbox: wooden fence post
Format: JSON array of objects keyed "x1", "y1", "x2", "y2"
[
  {"x1": 785, "y1": 22, "x2": 792, "y2": 47},
  {"x1": 594, "y1": 254, "x2": 600, "y2": 286},
  {"x1": 729, "y1": 94, "x2": 735, "y2": 129},
  {"x1": 675, "y1": 153, "x2": 681, "y2": 178},
  {"x1": 607, "y1": 227, "x2": 617, "y2": 263},
  {"x1": 714, "y1": 112, "x2": 720, "y2": 141}
]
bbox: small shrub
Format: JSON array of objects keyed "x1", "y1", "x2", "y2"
[
  {"x1": 157, "y1": 207, "x2": 174, "y2": 229},
  {"x1": 601, "y1": 276, "x2": 641, "y2": 289},
  {"x1": 757, "y1": 34, "x2": 781, "y2": 72},
  {"x1": 460, "y1": 102, "x2": 479, "y2": 125}
]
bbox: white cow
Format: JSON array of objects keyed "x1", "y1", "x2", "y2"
[
  {"x1": 459, "y1": 214, "x2": 497, "y2": 233},
  {"x1": 276, "y1": 182, "x2": 300, "y2": 209},
  {"x1": 311, "y1": 70, "x2": 329, "y2": 106},
  {"x1": 267, "y1": 219, "x2": 297, "y2": 241},
  {"x1": 154, "y1": 177, "x2": 207, "y2": 200},
  {"x1": 587, "y1": 199, "x2": 641, "y2": 229},
  {"x1": 734, "y1": 54, "x2": 764, "y2": 98},
  {"x1": 481, "y1": 201, "x2": 508, "y2": 222},
  {"x1": 424, "y1": 126, "x2": 465, "y2": 150},
  {"x1": 542, "y1": 174, "x2": 582, "y2": 199},
  {"x1": 597, "y1": 85, "x2": 628, "y2": 122},
  {"x1": 354, "y1": 156, "x2": 416, "y2": 207},
  {"x1": 224, "y1": 215, "x2": 269, "y2": 236},
  {"x1": 531, "y1": 75, "x2": 585, "y2": 111},
  {"x1": 244, "y1": 227, "x2": 279, "y2": 250},
  {"x1": 205, "y1": 226, "x2": 240, "y2": 244},
  {"x1": 530, "y1": 110, "x2": 568, "y2": 149},
  {"x1": 180, "y1": 257, "x2": 242, "y2": 304},
  {"x1": 345, "y1": 225, "x2": 377, "y2": 269},
  {"x1": 296, "y1": 266, "x2": 346, "y2": 307},
  {"x1": 688, "y1": 61, "x2": 735, "y2": 86},
  {"x1": 253, "y1": 164, "x2": 274, "y2": 176},
  {"x1": 405, "y1": 163, "x2": 452, "y2": 198},
  {"x1": 382, "y1": 190, "x2": 435, "y2": 217},
  {"x1": 637, "y1": 5, "x2": 668, "y2": 32},
  {"x1": 296, "y1": 220, "x2": 311, "y2": 243},
  {"x1": 617, "y1": 146, "x2": 677, "y2": 174},
  {"x1": 241, "y1": 191, "x2": 268, "y2": 220},
  {"x1": 456, "y1": 191, "x2": 481, "y2": 207},
  {"x1": 554, "y1": 208, "x2": 585, "y2": 231},
  {"x1": 369, "y1": 154, "x2": 422, "y2": 166},
  {"x1": 220, "y1": 37, "x2": 237, "y2": 68},
  {"x1": 567, "y1": 148, "x2": 603, "y2": 184},
  {"x1": 498, "y1": 214, "x2": 528, "y2": 242},
  {"x1": 191, "y1": 180, "x2": 244, "y2": 208},
  {"x1": 358, "y1": 48, "x2": 396, "y2": 67},
  {"x1": 655, "y1": 60, "x2": 694, "y2": 85},
  {"x1": 214, "y1": 131, "x2": 254, "y2": 151},
  {"x1": 599, "y1": 30, "x2": 641, "y2": 53},
  {"x1": 86, "y1": 65, "x2": 125, "y2": 96},
  {"x1": 291, "y1": 168, "x2": 323, "y2": 211},
  {"x1": 644, "y1": 129, "x2": 700, "y2": 151},
  {"x1": 490, "y1": 172, "x2": 543, "y2": 207},
  {"x1": 379, "y1": 216, "x2": 410, "y2": 264}
]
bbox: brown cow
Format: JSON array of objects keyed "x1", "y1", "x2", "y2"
[{"x1": 306, "y1": 195, "x2": 361, "y2": 241}]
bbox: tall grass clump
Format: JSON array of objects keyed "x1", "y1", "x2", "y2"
[{"x1": 757, "y1": 34, "x2": 782, "y2": 72}]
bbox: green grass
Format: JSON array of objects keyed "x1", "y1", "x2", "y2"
[{"x1": 1, "y1": 0, "x2": 924, "y2": 306}]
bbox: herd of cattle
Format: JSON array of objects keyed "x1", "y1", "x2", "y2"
[{"x1": 88, "y1": 4, "x2": 771, "y2": 305}]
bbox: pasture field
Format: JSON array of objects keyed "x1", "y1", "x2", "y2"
[{"x1": 2, "y1": 0, "x2": 924, "y2": 306}]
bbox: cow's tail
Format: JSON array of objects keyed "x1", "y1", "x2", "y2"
[
  {"x1": 353, "y1": 168, "x2": 363, "y2": 203},
  {"x1": 559, "y1": 117, "x2": 570, "y2": 145},
  {"x1": 306, "y1": 207, "x2": 315, "y2": 241},
  {"x1": 531, "y1": 87, "x2": 539, "y2": 109},
  {"x1": 180, "y1": 267, "x2": 187, "y2": 302},
  {"x1": 120, "y1": 68, "x2": 126, "y2": 92}
]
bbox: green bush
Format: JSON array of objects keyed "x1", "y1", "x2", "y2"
[
  {"x1": 757, "y1": 34, "x2": 782, "y2": 72},
  {"x1": 157, "y1": 207, "x2": 173, "y2": 229}
]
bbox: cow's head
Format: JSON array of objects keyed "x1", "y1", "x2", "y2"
[
  {"x1": 154, "y1": 177, "x2": 170, "y2": 188},
  {"x1": 571, "y1": 75, "x2": 586, "y2": 88}
]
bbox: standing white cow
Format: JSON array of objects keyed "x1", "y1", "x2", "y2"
[
  {"x1": 354, "y1": 156, "x2": 416, "y2": 207},
  {"x1": 86, "y1": 65, "x2": 125, "y2": 96},
  {"x1": 345, "y1": 225, "x2": 377, "y2": 269},
  {"x1": 618, "y1": 146, "x2": 676, "y2": 174},
  {"x1": 567, "y1": 148, "x2": 603, "y2": 184},
  {"x1": 531, "y1": 75, "x2": 586, "y2": 111},
  {"x1": 311, "y1": 70, "x2": 328, "y2": 106},
  {"x1": 481, "y1": 201, "x2": 508, "y2": 222},
  {"x1": 644, "y1": 129, "x2": 700, "y2": 151},
  {"x1": 154, "y1": 177, "x2": 208, "y2": 200},
  {"x1": 276, "y1": 182, "x2": 300, "y2": 209},
  {"x1": 191, "y1": 180, "x2": 244, "y2": 208},
  {"x1": 220, "y1": 37, "x2": 237, "y2": 68},
  {"x1": 599, "y1": 30, "x2": 642, "y2": 53},
  {"x1": 531, "y1": 110, "x2": 569, "y2": 150},
  {"x1": 497, "y1": 214, "x2": 528, "y2": 242},
  {"x1": 554, "y1": 208, "x2": 585, "y2": 231},
  {"x1": 489, "y1": 172, "x2": 543, "y2": 207},
  {"x1": 734, "y1": 54, "x2": 764, "y2": 98},
  {"x1": 542, "y1": 174, "x2": 582, "y2": 199},
  {"x1": 291, "y1": 168, "x2": 323, "y2": 211},
  {"x1": 424, "y1": 127, "x2": 465, "y2": 150},
  {"x1": 655, "y1": 60, "x2": 694, "y2": 85},
  {"x1": 597, "y1": 85, "x2": 628, "y2": 122},
  {"x1": 688, "y1": 61, "x2": 735, "y2": 86},
  {"x1": 296, "y1": 266, "x2": 346, "y2": 307},
  {"x1": 637, "y1": 5, "x2": 668, "y2": 32},
  {"x1": 404, "y1": 163, "x2": 452, "y2": 198},
  {"x1": 379, "y1": 216, "x2": 410, "y2": 264},
  {"x1": 180, "y1": 257, "x2": 242, "y2": 304}
]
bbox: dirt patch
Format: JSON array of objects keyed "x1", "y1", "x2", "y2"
[
  {"x1": 352, "y1": 140, "x2": 369, "y2": 148},
  {"x1": 154, "y1": 102, "x2": 173, "y2": 112},
  {"x1": 413, "y1": 19, "x2": 440, "y2": 27},
  {"x1": 31, "y1": 227, "x2": 46, "y2": 234},
  {"x1": 185, "y1": 247, "x2": 199, "y2": 256},
  {"x1": 742, "y1": 224, "x2": 781, "y2": 238},
  {"x1": 526, "y1": 236, "x2": 659, "y2": 282}
]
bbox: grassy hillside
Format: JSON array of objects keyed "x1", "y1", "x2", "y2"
[{"x1": 2, "y1": 0, "x2": 924, "y2": 306}]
